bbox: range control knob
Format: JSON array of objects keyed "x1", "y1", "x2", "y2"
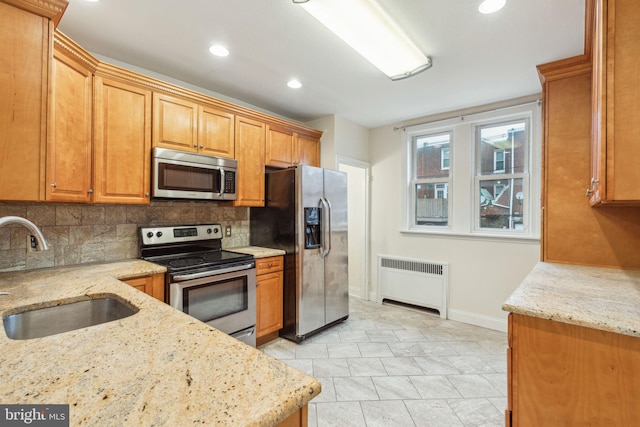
[
  {"x1": 146, "y1": 232, "x2": 154, "y2": 238},
  {"x1": 213, "y1": 228, "x2": 219, "y2": 234},
  {"x1": 207, "y1": 228, "x2": 212, "y2": 234},
  {"x1": 156, "y1": 231, "x2": 163, "y2": 238}
]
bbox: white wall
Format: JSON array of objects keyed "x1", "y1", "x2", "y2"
[
  {"x1": 369, "y1": 124, "x2": 540, "y2": 332},
  {"x1": 307, "y1": 115, "x2": 370, "y2": 169}
]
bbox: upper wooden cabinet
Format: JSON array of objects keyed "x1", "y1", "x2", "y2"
[
  {"x1": 199, "y1": 104, "x2": 235, "y2": 158},
  {"x1": 296, "y1": 134, "x2": 320, "y2": 167},
  {"x1": 266, "y1": 125, "x2": 321, "y2": 168},
  {"x1": 234, "y1": 116, "x2": 265, "y2": 207},
  {"x1": 93, "y1": 71, "x2": 152, "y2": 204},
  {"x1": 46, "y1": 35, "x2": 95, "y2": 203},
  {"x1": 589, "y1": 0, "x2": 640, "y2": 206},
  {"x1": 266, "y1": 125, "x2": 295, "y2": 168},
  {"x1": 0, "y1": 3, "x2": 50, "y2": 201},
  {"x1": 153, "y1": 92, "x2": 235, "y2": 158}
]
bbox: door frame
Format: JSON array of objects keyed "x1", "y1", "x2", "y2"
[{"x1": 337, "y1": 155, "x2": 371, "y2": 301}]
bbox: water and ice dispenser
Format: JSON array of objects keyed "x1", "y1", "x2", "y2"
[{"x1": 304, "y1": 207, "x2": 321, "y2": 249}]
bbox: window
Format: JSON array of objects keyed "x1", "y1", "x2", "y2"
[
  {"x1": 493, "y1": 150, "x2": 505, "y2": 173},
  {"x1": 410, "y1": 131, "x2": 451, "y2": 227},
  {"x1": 441, "y1": 148, "x2": 450, "y2": 170},
  {"x1": 404, "y1": 100, "x2": 539, "y2": 238},
  {"x1": 476, "y1": 120, "x2": 528, "y2": 232}
]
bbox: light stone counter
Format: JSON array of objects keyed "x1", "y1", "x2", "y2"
[
  {"x1": 503, "y1": 262, "x2": 640, "y2": 337},
  {"x1": 230, "y1": 246, "x2": 286, "y2": 258},
  {"x1": 0, "y1": 260, "x2": 320, "y2": 426}
]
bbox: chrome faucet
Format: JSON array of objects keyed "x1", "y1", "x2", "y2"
[{"x1": 0, "y1": 216, "x2": 49, "y2": 251}]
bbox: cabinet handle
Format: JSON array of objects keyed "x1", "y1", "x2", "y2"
[
  {"x1": 145, "y1": 192, "x2": 150, "y2": 197},
  {"x1": 586, "y1": 188, "x2": 593, "y2": 197},
  {"x1": 50, "y1": 182, "x2": 57, "y2": 188},
  {"x1": 268, "y1": 263, "x2": 273, "y2": 268},
  {"x1": 88, "y1": 189, "x2": 93, "y2": 194},
  {"x1": 200, "y1": 145, "x2": 204, "y2": 148},
  {"x1": 193, "y1": 144, "x2": 197, "y2": 147}
]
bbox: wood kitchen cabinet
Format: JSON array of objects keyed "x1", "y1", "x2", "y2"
[
  {"x1": 506, "y1": 313, "x2": 640, "y2": 426},
  {"x1": 46, "y1": 33, "x2": 95, "y2": 203},
  {"x1": 93, "y1": 69, "x2": 152, "y2": 204},
  {"x1": 256, "y1": 255, "x2": 284, "y2": 345},
  {"x1": 296, "y1": 134, "x2": 320, "y2": 167},
  {"x1": 121, "y1": 273, "x2": 165, "y2": 301},
  {"x1": 153, "y1": 92, "x2": 235, "y2": 158},
  {"x1": 266, "y1": 124, "x2": 296, "y2": 168},
  {"x1": 266, "y1": 124, "x2": 321, "y2": 168},
  {"x1": 0, "y1": 0, "x2": 66, "y2": 202},
  {"x1": 588, "y1": 0, "x2": 640, "y2": 206},
  {"x1": 234, "y1": 116, "x2": 266, "y2": 206}
]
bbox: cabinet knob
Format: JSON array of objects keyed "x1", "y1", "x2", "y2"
[
  {"x1": 200, "y1": 145, "x2": 204, "y2": 148},
  {"x1": 50, "y1": 182, "x2": 57, "y2": 188},
  {"x1": 193, "y1": 144, "x2": 197, "y2": 147},
  {"x1": 268, "y1": 263, "x2": 273, "y2": 268},
  {"x1": 88, "y1": 189, "x2": 93, "y2": 194},
  {"x1": 586, "y1": 188, "x2": 593, "y2": 197},
  {"x1": 145, "y1": 192, "x2": 150, "y2": 197}
]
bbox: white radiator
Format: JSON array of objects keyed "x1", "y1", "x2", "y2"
[{"x1": 377, "y1": 255, "x2": 448, "y2": 319}]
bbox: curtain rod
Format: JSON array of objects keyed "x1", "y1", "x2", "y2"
[{"x1": 393, "y1": 98, "x2": 541, "y2": 131}]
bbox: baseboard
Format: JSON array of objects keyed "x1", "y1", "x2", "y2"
[{"x1": 447, "y1": 308, "x2": 508, "y2": 332}]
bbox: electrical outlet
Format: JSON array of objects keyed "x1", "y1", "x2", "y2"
[{"x1": 225, "y1": 225, "x2": 232, "y2": 237}]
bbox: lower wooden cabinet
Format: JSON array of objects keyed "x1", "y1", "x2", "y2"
[
  {"x1": 506, "y1": 313, "x2": 640, "y2": 426},
  {"x1": 256, "y1": 256, "x2": 284, "y2": 345},
  {"x1": 277, "y1": 405, "x2": 308, "y2": 427},
  {"x1": 122, "y1": 273, "x2": 165, "y2": 302}
]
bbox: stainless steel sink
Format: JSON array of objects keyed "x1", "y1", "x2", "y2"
[{"x1": 3, "y1": 297, "x2": 138, "y2": 340}]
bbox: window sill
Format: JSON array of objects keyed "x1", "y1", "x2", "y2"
[{"x1": 400, "y1": 228, "x2": 540, "y2": 244}]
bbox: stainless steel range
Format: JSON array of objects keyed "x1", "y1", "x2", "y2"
[{"x1": 139, "y1": 224, "x2": 257, "y2": 347}]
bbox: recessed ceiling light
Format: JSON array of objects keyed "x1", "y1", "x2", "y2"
[
  {"x1": 209, "y1": 45, "x2": 229, "y2": 57},
  {"x1": 287, "y1": 79, "x2": 302, "y2": 89},
  {"x1": 479, "y1": 0, "x2": 506, "y2": 14}
]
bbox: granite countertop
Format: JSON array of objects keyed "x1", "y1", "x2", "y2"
[
  {"x1": 503, "y1": 262, "x2": 640, "y2": 338},
  {"x1": 230, "y1": 246, "x2": 286, "y2": 258},
  {"x1": 0, "y1": 260, "x2": 320, "y2": 426}
]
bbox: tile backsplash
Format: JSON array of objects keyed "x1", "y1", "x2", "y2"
[{"x1": 0, "y1": 201, "x2": 249, "y2": 272}]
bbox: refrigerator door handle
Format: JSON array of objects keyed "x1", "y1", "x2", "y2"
[{"x1": 320, "y1": 197, "x2": 332, "y2": 258}]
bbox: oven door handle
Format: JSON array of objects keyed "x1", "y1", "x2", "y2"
[{"x1": 172, "y1": 262, "x2": 255, "y2": 282}]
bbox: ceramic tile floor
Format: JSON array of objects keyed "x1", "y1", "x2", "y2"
[{"x1": 259, "y1": 298, "x2": 508, "y2": 427}]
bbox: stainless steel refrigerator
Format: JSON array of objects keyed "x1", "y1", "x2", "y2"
[{"x1": 250, "y1": 165, "x2": 349, "y2": 342}]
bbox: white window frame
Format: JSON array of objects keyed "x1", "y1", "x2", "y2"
[
  {"x1": 402, "y1": 98, "x2": 540, "y2": 241},
  {"x1": 441, "y1": 148, "x2": 450, "y2": 170},
  {"x1": 493, "y1": 150, "x2": 505, "y2": 173},
  {"x1": 408, "y1": 129, "x2": 453, "y2": 230},
  {"x1": 474, "y1": 117, "x2": 531, "y2": 235}
]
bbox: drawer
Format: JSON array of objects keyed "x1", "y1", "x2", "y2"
[{"x1": 256, "y1": 256, "x2": 283, "y2": 275}]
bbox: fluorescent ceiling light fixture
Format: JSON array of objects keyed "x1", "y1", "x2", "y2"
[
  {"x1": 287, "y1": 79, "x2": 302, "y2": 89},
  {"x1": 208, "y1": 45, "x2": 229, "y2": 57},
  {"x1": 295, "y1": 0, "x2": 431, "y2": 81},
  {"x1": 479, "y1": 0, "x2": 506, "y2": 14}
]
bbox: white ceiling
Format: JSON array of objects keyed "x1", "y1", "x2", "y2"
[{"x1": 58, "y1": 0, "x2": 586, "y2": 129}]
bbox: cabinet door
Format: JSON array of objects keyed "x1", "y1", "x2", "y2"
[
  {"x1": 266, "y1": 125, "x2": 295, "y2": 168},
  {"x1": 256, "y1": 270, "x2": 283, "y2": 338},
  {"x1": 198, "y1": 104, "x2": 234, "y2": 158},
  {"x1": 0, "y1": 3, "x2": 49, "y2": 201},
  {"x1": 122, "y1": 273, "x2": 165, "y2": 301},
  {"x1": 152, "y1": 93, "x2": 198, "y2": 152},
  {"x1": 46, "y1": 45, "x2": 93, "y2": 203},
  {"x1": 93, "y1": 77, "x2": 152, "y2": 204},
  {"x1": 590, "y1": 0, "x2": 640, "y2": 205},
  {"x1": 296, "y1": 134, "x2": 320, "y2": 167},
  {"x1": 234, "y1": 116, "x2": 265, "y2": 206}
]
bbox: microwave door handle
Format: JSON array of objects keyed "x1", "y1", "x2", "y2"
[{"x1": 219, "y1": 168, "x2": 225, "y2": 197}]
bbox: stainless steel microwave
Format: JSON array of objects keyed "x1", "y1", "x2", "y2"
[{"x1": 152, "y1": 147, "x2": 237, "y2": 201}]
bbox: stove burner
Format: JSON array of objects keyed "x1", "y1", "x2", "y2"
[{"x1": 168, "y1": 257, "x2": 206, "y2": 269}]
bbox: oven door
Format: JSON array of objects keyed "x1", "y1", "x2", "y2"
[{"x1": 169, "y1": 267, "x2": 256, "y2": 347}]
